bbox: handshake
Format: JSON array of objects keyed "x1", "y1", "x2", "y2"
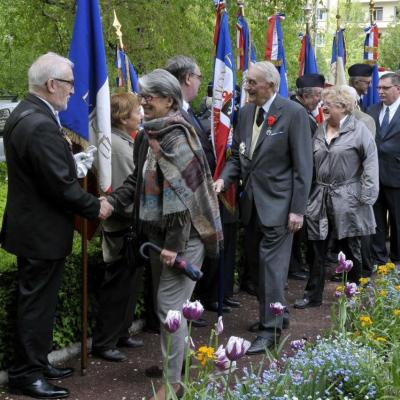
[{"x1": 98, "y1": 196, "x2": 113, "y2": 220}]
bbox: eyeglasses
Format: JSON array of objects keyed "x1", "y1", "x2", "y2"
[
  {"x1": 243, "y1": 78, "x2": 258, "y2": 87},
  {"x1": 53, "y1": 78, "x2": 74, "y2": 87},
  {"x1": 191, "y1": 72, "x2": 202, "y2": 81},
  {"x1": 137, "y1": 93, "x2": 160, "y2": 103},
  {"x1": 377, "y1": 85, "x2": 397, "y2": 91}
]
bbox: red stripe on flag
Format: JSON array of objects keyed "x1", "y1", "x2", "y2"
[{"x1": 265, "y1": 15, "x2": 275, "y2": 60}]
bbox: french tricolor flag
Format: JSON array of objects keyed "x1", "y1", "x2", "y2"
[
  {"x1": 329, "y1": 28, "x2": 347, "y2": 86},
  {"x1": 60, "y1": 0, "x2": 112, "y2": 193},
  {"x1": 265, "y1": 14, "x2": 288, "y2": 98},
  {"x1": 362, "y1": 24, "x2": 380, "y2": 108},
  {"x1": 298, "y1": 31, "x2": 318, "y2": 76}
]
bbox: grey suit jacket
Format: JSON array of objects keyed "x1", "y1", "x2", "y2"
[
  {"x1": 367, "y1": 102, "x2": 400, "y2": 187},
  {"x1": 220, "y1": 94, "x2": 313, "y2": 226}
]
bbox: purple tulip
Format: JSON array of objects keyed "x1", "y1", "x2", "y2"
[
  {"x1": 164, "y1": 310, "x2": 181, "y2": 333},
  {"x1": 214, "y1": 345, "x2": 234, "y2": 371},
  {"x1": 344, "y1": 282, "x2": 358, "y2": 298},
  {"x1": 270, "y1": 302, "x2": 285, "y2": 316},
  {"x1": 215, "y1": 316, "x2": 224, "y2": 336},
  {"x1": 336, "y1": 251, "x2": 353, "y2": 274},
  {"x1": 225, "y1": 336, "x2": 251, "y2": 361},
  {"x1": 182, "y1": 300, "x2": 204, "y2": 321},
  {"x1": 290, "y1": 339, "x2": 306, "y2": 351}
]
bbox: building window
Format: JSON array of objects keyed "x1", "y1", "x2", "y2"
[
  {"x1": 374, "y1": 7, "x2": 383, "y2": 21},
  {"x1": 315, "y1": 33, "x2": 324, "y2": 47},
  {"x1": 316, "y1": 8, "x2": 327, "y2": 21}
]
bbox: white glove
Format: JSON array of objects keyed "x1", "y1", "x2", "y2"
[{"x1": 74, "y1": 146, "x2": 97, "y2": 178}]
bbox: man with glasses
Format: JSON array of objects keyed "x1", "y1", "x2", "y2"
[
  {"x1": 0, "y1": 52, "x2": 112, "y2": 399},
  {"x1": 348, "y1": 63, "x2": 373, "y2": 111},
  {"x1": 367, "y1": 72, "x2": 400, "y2": 268}
]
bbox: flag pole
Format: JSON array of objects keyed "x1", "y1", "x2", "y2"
[
  {"x1": 369, "y1": 0, "x2": 375, "y2": 25},
  {"x1": 113, "y1": 10, "x2": 132, "y2": 92},
  {"x1": 335, "y1": 0, "x2": 341, "y2": 84}
]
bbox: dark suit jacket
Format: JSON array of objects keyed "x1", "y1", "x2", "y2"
[
  {"x1": 221, "y1": 94, "x2": 313, "y2": 227},
  {"x1": 181, "y1": 108, "x2": 216, "y2": 175},
  {"x1": 0, "y1": 94, "x2": 99, "y2": 259},
  {"x1": 367, "y1": 102, "x2": 400, "y2": 187}
]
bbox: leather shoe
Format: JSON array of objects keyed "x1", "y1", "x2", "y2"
[
  {"x1": 191, "y1": 318, "x2": 208, "y2": 327},
  {"x1": 9, "y1": 379, "x2": 69, "y2": 399},
  {"x1": 288, "y1": 271, "x2": 308, "y2": 280},
  {"x1": 240, "y1": 282, "x2": 257, "y2": 296},
  {"x1": 294, "y1": 297, "x2": 322, "y2": 309},
  {"x1": 44, "y1": 364, "x2": 74, "y2": 380},
  {"x1": 247, "y1": 335, "x2": 280, "y2": 355},
  {"x1": 223, "y1": 296, "x2": 241, "y2": 308},
  {"x1": 117, "y1": 337, "x2": 144, "y2": 348},
  {"x1": 203, "y1": 301, "x2": 231, "y2": 313},
  {"x1": 248, "y1": 315, "x2": 289, "y2": 332},
  {"x1": 92, "y1": 348, "x2": 127, "y2": 362}
]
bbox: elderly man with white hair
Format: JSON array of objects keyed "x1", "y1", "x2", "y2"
[{"x1": 214, "y1": 61, "x2": 313, "y2": 353}]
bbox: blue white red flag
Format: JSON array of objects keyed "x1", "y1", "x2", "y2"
[
  {"x1": 60, "y1": 0, "x2": 111, "y2": 193},
  {"x1": 298, "y1": 32, "x2": 318, "y2": 76},
  {"x1": 212, "y1": 1, "x2": 236, "y2": 212},
  {"x1": 265, "y1": 14, "x2": 288, "y2": 98},
  {"x1": 329, "y1": 28, "x2": 347, "y2": 86},
  {"x1": 237, "y1": 10, "x2": 256, "y2": 107},
  {"x1": 115, "y1": 46, "x2": 139, "y2": 93},
  {"x1": 362, "y1": 24, "x2": 380, "y2": 108}
]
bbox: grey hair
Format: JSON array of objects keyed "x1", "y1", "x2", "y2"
[
  {"x1": 322, "y1": 86, "x2": 356, "y2": 114},
  {"x1": 165, "y1": 55, "x2": 197, "y2": 84},
  {"x1": 253, "y1": 61, "x2": 280, "y2": 92},
  {"x1": 380, "y1": 72, "x2": 400, "y2": 86},
  {"x1": 28, "y1": 52, "x2": 73, "y2": 90},
  {"x1": 139, "y1": 68, "x2": 182, "y2": 110}
]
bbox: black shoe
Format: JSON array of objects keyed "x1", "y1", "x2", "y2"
[
  {"x1": 92, "y1": 348, "x2": 127, "y2": 362},
  {"x1": 288, "y1": 271, "x2": 308, "y2": 280},
  {"x1": 9, "y1": 379, "x2": 69, "y2": 399},
  {"x1": 191, "y1": 318, "x2": 208, "y2": 327},
  {"x1": 241, "y1": 282, "x2": 257, "y2": 296},
  {"x1": 223, "y1": 296, "x2": 241, "y2": 308},
  {"x1": 248, "y1": 316, "x2": 289, "y2": 333},
  {"x1": 117, "y1": 337, "x2": 144, "y2": 348},
  {"x1": 203, "y1": 301, "x2": 231, "y2": 313},
  {"x1": 247, "y1": 335, "x2": 280, "y2": 355},
  {"x1": 44, "y1": 365, "x2": 74, "y2": 380},
  {"x1": 293, "y1": 298, "x2": 322, "y2": 309}
]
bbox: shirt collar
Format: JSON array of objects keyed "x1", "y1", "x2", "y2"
[
  {"x1": 182, "y1": 100, "x2": 189, "y2": 112},
  {"x1": 261, "y1": 93, "x2": 277, "y2": 114},
  {"x1": 32, "y1": 94, "x2": 60, "y2": 126}
]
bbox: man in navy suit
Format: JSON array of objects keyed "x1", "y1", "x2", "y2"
[{"x1": 367, "y1": 72, "x2": 400, "y2": 266}]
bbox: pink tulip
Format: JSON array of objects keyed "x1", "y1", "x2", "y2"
[
  {"x1": 182, "y1": 300, "x2": 204, "y2": 321},
  {"x1": 164, "y1": 310, "x2": 181, "y2": 333}
]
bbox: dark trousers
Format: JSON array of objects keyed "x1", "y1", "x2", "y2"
[
  {"x1": 93, "y1": 259, "x2": 143, "y2": 351},
  {"x1": 8, "y1": 257, "x2": 65, "y2": 386},
  {"x1": 305, "y1": 235, "x2": 362, "y2": 303},
  {"x1": 361, "y1": 235, "x2": 373, "y2": 277},
  {"x1": 372, "y1": 185, "x2": 400, "y2": 264}
]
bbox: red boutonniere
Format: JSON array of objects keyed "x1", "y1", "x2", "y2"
[
  {"x1": 266, "y1": 115, "x2": 277, "y2": 135},
  {"x1": 267, "y1": 115, "x2": 277, "y2": 127}
]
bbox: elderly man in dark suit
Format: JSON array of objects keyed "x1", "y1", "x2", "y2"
[
  {"x1": 367, "y1": 72, "x2": 400, "y2": 267},
  {"x1": 0, "y1": 52, "x2": 112, "y2": 399},
  {"x1": 348, "y1": 63, "x2": 373, "y2": 112},
  {"x1": 214, "y1": 61, "x2": 313, "y2": 353}
]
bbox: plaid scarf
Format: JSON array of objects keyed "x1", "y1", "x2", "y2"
[{"x1": 139, "y1": 112, "x2": 223, "y2": 257}]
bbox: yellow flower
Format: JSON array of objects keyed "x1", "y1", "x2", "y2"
[
  {"x1": 378, "y1": 290, "x2": 388, "y2": 297},
  {"x1": 196, "y1": 346, "x2": 215, "y2": 368},
  {"x1": 393, "y1": 309, "x2": 400, "y2": 317},
  {"x1": 377, "y1": 265, "x2": 389, "y2": 275},
  {"x1": 359, "y1": 315, "x2": 373, "y2": 327},
  {"x1": 359, "y1": 277, "x2": 370, "y2": 286},
  {"x1": 386, "y1": 262, "x2": 396, "y2": 271},
  {"x1": 374, "y1": 336, "x2": 387, "y2": 343},
  {"x1": 395, "y1": 285, "x2": 400, "y2": 292},
  {"x1": 336, "y1": 285, "x2": 344, "y2": 292}
]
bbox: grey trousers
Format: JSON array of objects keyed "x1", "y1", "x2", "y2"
[
  {"x1": 149, "y1": 230, "x2": 205, "y2": 383},
  {"x1": 258, "y1": 223, "x2": 293, "y2": 336}
]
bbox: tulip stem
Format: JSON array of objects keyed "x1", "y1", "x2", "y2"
[
  {"x1": 223, "y1": 361, "x2": 233, "y2": 400},
  {"x1": 184, "y1": 321, "x2": 192, "y2": 387},
  {"x1": 164, "y1": 334, "x2": 171, "y2": 400}
]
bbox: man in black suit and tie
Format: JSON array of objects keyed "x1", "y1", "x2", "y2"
[
  {"x1": 348, "y1": 63, "x2": 373, "y2": 112},
  {"x1": 214, "y1": 61, "x2": 313, "y2": 353},
  {"x1": 0, "y1": 52, "x2": 112, "y2": 399},
  {"x1": 367, "y1": 72, "x2": 400, "y2": 266}
]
